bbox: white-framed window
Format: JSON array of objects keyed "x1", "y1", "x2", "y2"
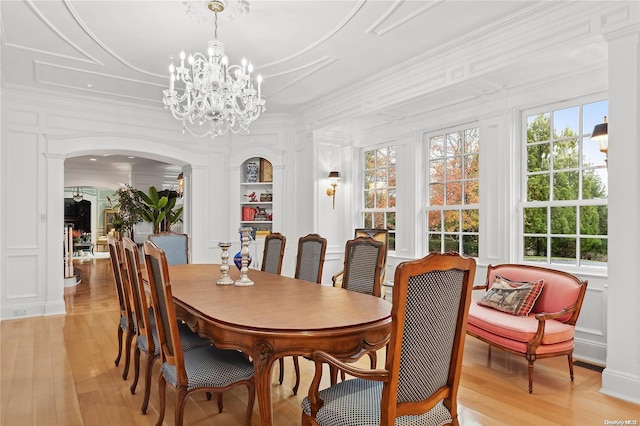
[
  {"x1": 362, "y1": 145, "x2": 396, "y2": 251},
  {"x1": 425, "y1": 127, "x2": 479, "y2": 257},
  {"x1": 521, "y1": 98, "x2": 608, "y2": 267}
]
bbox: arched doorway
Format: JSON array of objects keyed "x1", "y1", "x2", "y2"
[{"x1": 44, "y1": 133, "x2": 209, "y2": 313}]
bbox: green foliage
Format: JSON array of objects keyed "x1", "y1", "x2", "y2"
[
  {"x1": 524, "y1": 113, "x2": 607, "y2": 262},
  {"x1": 137, "y1": 186, "x2": 183, "y2": 233},
  {"x1": 111, "y1": 184, "x2": 144, "y2": 239}
]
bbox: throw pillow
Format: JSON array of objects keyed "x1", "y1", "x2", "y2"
[{"x1": 478, "y1": 275, "x2": 544, "y2": 316}]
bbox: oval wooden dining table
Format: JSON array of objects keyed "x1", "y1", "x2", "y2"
[{"x1": 167, "y1": 264, "x2": 392, "y2": 426}]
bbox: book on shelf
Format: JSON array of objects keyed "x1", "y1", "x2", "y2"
[
  {"x1": 255, "y1": 229, "x2": 270, "y2": 239},
  {"x1": 242, "y1": 206, "x2": 256, "y2": 221}
]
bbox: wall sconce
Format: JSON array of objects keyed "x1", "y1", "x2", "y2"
[
  {"x1": 72, "y1": 187, "x2": 83, "y2": 202},
  {"x1": 591, "y1": 116, "x2": 608, "y2": 167},
  {"x1": 176, "y1": 172, "x2": 184, "y2": 198},
  {"x1": 326, "y1": 169, "x2": 341, "y2": 209}
]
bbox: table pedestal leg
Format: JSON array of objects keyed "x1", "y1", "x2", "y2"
[{"x1": 253, "y1": 341, "x2": 275, "y2": 426}]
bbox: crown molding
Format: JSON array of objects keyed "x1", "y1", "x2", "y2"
[{"x1": 297, "y1": 1, "x2": 636, "y2": 133}]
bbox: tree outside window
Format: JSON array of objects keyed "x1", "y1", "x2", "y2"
[
  {"x1": 426, "y1": 127, "x2": 479, "y2": 257},
  {"x1": 522, "y1": 99, "x2": 608, "y2": 266},
  {"x1": 362, "y1": 146, "x2": 396, "y2": 250}
]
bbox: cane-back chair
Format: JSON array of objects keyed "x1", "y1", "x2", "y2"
[
  {"x1": 261, "y1": 232, "x2": 286, "y2": 274},
  {"x1": 107, "y1": 235, "x2": 134, "y2": 380},
  {"x1": 143, "y1": 241, "x2": 255, "y2": 426},
  {"x1": 122, "y1": 237, "x2": 210, "y2": 414},
  {"x1": 302, "y1": 252, "x2": 476, "y2": 426}
]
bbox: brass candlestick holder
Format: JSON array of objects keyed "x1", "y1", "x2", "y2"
[
  {"x1": 217, "y1": 241, "x2": 233, "y2": 285},
  {"x1": 234, "y1": 227, "x2": 254, "y2": 286}
]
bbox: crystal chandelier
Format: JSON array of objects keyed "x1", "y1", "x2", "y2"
[{"x1": 163, "y1": 0, "x2": 265, "y2": 138}]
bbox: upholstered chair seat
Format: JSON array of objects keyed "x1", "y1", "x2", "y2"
[
  {"x1": 301, "y1": 380, "x2": 452, "y2": 426},
  {"x1": 161, "y1": 345, "x2": 255, "y2": 392}
]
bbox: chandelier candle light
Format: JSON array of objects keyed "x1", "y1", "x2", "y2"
[{"x1": 163, "y1": 0, "x2": 265, "y2": 138}]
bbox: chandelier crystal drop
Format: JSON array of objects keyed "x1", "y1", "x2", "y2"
[{"x1": 163, "y1": 0, "x2": 265, "y2": 138}]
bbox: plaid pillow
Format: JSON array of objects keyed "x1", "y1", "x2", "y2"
[{"x1": 478, "y1": 275, "x2": 544, "y2": 316}]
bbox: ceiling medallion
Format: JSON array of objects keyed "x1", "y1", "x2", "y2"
[
  {"x1": 183, "y1": 0, "x2": 250, "y2": 25},
  {"x1": 164, "y1": 0, "x2": 265, "y2": 138}
]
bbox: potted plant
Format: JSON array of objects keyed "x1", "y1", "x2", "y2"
[
  {"x1": 110, "y1": 184, "x2": 144, "y2": 239},
  {"x1": 137, "y1": 186, "x2": 183, "y2": 233}
]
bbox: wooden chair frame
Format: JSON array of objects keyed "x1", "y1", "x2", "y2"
[
  {"x1": 143, "y1": 241, "x2": 255, "y2": 426},
  {"x1": 261, "y1": 232, "x2": 286, "y2": 275},
  {"x1": 294, "y1": 233, "x2": 328, "y2": 284},
  {"x1": 339, "y1": 236, "x2": 386, "y2": 298},
  {"x1": 107, "y1": 235, "x2": 134, "y2": 380},
  {"x1": 122, "y1": 237, "x2": 157, "y2": 414},
  {"x1": 281, "y1": 233, "x2": 328, "y2": 395},
  {"x1": 332, "y1": 228, "x2": 389, "y2": 296},
  {"x1": 303, "y1": 252, "x2": 476, "y2": 426}
]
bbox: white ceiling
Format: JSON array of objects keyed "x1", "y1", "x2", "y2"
[
  {"x1": 63, "y1": 154, "x2": 181, "y2": 191},
  {"x1": 1, "y1": 0, "x2": 537, "y2": 113},
  {"x1": 1, "y1": 0, "x2": 611, "y2": 188}
]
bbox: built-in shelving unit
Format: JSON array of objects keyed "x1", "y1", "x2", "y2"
[{"x1": 240, "y1": 157, "x2": 273, "y2": 239}]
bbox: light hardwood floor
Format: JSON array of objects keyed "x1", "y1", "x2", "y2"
[{"x1": 1, "y1": 258, "x2": 638, "y2": 425}]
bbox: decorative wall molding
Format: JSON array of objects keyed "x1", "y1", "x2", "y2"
[
  {"x1": 298, "y1": 1, "x2": 632, "y2": 134},
  {"x1": 23, "y1": 0, "x2": 102, "y2": 65},
  {"x1": 35, "y1": 61, "x2": 165, "y2": 105},
  {"x1": 258, "y1": 0, "x2": 365, "y2": 71},
  {"x1": 366, "y1": 0, "x2": 441, "y2": 37},
  {"x1": 63, "y1": 0, "x2": 165, "y2": 79},
  {"x1": 264, "y1": 56, "x2": 338, "y2": 97}
]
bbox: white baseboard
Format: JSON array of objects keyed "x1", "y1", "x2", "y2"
[
  {"x1": 601, "y1": 368, "x2": 640, "y2": 405},
  {"x1": 574, "y1": 338, "x2": 607, "y2": 366}
]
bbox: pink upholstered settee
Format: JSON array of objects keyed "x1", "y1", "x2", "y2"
[{"x1": 466, "y1": 264, "x2": 588, "y2": 393}]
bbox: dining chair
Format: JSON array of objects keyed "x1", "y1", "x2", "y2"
[
  {"x1": 302, "y1": 252, "x2": 476, "y2": 426},
  {"x1": 261, "y1": 232, "x2": 286, "y2": 274},
  {"x1": 335, "y1": 236, "x2": 386, "y2": 297},
  {"x1": 294, "y1": 233, "x2": 327, "y2": 284},
  {"x1": 332, "y1": 229, "x2": 389, "y2": 296},
  {"x1": 143, "y1": 241, "x2": 256, "y2": 426},
  {"x1": 260, "y1": 232, "x2": 287, "y2": 391},
  {"x1": 122, "y1": 237, "x2": 211, "y2": 414},
  {"x1": 278, "y1": 233, "x2": 328, "y2": 395},
  {"x1": 332, "y1": 236, "x2": 386, "y2": 383},
  {"x1": 148, "y1": 231, "x2": 189, "y2": 265},
  {"x1": 107, "y1": 235, "x2": 134, "y2": 380}
]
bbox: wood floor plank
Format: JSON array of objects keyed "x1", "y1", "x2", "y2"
[{"x1": 2, "y1": 257, "x2": 639, "y2": 425}]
